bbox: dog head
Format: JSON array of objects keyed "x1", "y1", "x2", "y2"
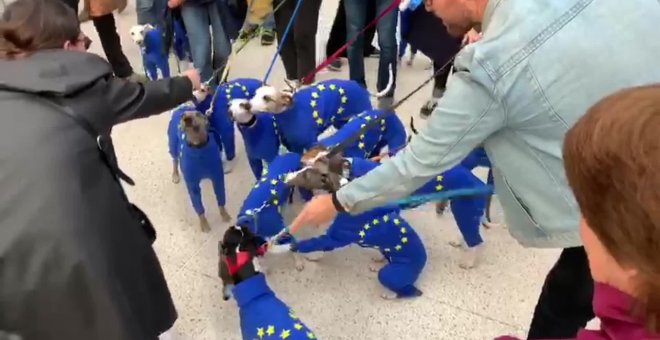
[
  {"x1": 192, "y1": 83, "x2": 213, "y2": 105},
  {"x1": 284, "y1": 146, "x2": 349, "y2": 192},
  {"x1": 129, "y1": 24, "x2": 153, "y2": 45},
  {"x1": 249, "y1": 84, "x2": 294, "y2": 114},
  {"x1": 180, "y1": 110, "x2": 210, "y2": 146},
  {"x1": 218, "y1": 224, "x2": 267, "y2": 300},
  {"x1": 228, "y1": 99, "x2": 255, "y2": 124}
]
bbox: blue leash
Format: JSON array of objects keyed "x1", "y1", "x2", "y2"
[{"x1": 263, "y1": 0, "x2": 303, "y2": 84}]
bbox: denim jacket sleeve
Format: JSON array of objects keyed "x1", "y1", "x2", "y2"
[{"x1": 336, "y1": 59, "x2": 505, "y2": 214}]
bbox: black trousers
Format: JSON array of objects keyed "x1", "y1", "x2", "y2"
[
  {"x1": 60, "y1": 0, "x2": 79, "y2": 14},
  {"x1": 527, "y1": 247, "x2": 595, "y2": 339},
  {"x1": 92, "y1": 13, "x2": 134, "y2": 78},
  {"x1": 326, "y1": 0, "x2": 376, "y2": 58},
  {"x1": 273, "y1": 0, "x2": 322, "y2": 83},
  {"x1": 433, "y1": 60, "x2": 452, "y2": 93}
]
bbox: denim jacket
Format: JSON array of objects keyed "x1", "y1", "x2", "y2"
[{"x1": 337, "y1": 0, "x2": 660, "y2": 248}]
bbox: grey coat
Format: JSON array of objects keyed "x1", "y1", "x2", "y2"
[{"x1": 0, "y1": 50, "x2": 193, "y2": 340}]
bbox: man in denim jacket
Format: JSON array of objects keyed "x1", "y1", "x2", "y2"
[{"x1": 289, "y1": 0, "x2": 660, "y2": 338}]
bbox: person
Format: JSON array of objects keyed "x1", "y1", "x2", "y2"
[
  {"x1": 136, "y1": 0, "x2": 167, "y2": 28},
  {"x1": 500, "y1": 85, "x2": 660, "y2": 339},
  {"x1": 238, "y1": 0, "x2": 276, "y2": 46},
  {"x1": 272, "y1": 0, "x2": 322, "y2": 85},
  {"x1": 168, "y1": 0, "x2": 232, "y2": 83},
  {"x1": 288, "y1": 0, "x2": 660, "y2": 339},
  {"x1": 0, "y1": 0, "x2": 201, "y2": 338},
  {"x1": 343, "y1": 0, "x2": 398, "y2": 108},
  {"x1": 60, "y1": 0, "x2": 145, "y2": 82},
  {"x1": 325, "y1": 0, "x2": 378, "y2": 71}
]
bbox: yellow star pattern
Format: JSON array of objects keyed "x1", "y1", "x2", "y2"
[
  {"x1": 310, "y1": 100, "x2": 317, "y2": 108},
  {"x1": 337, "y1": 107, "x2": 344, "y2": 114},
  {"x1": 358, "y1": 142, "x2": 365, "y2": 149},
  {"x1": 289, "y1": 311, "x2": 298, "y2": 319},
  {"x1": 261, "y1": 177, "x2": 267, "y2": 182},
  {"x1": 359, "y1": 134, "x2": 365, "y2": 140},
  {"x1": 401, "y1": 237, "x2": 408, "y2": 244},
  {"x1": 329, "y1": 84, "x2": 337, "y2": 90},
  {"x1": 316, "y1": 118, "x2": 323, "y2": 125},
  {"x1": 436, "y1": 175, "x2": 444, "y2": 181},
  {"x1": 435, "y1": 184, "x2": 444, "y2": 191},
  {"x1": 271, "y1": 179, "x2": 278, "y2": 185},
  {"x1": 338, "y1": 88, "x2": 345, "y2": 94},
  {"x1": 280, "y1": 329, "x2": 291, "y2": 339},
  {"x1": 311, "y1": 92, "x2": 319, "y2": 99},
  {"x1": 359, "y1": 230, "x2": 366, "y2": 238},
  {"x1": 364, "y1": 223, "x2": 370, "y2": 230},
  {"x1": 400, "y1": 227, "x2": 406, "y2": 234},
  {"x1": 307, "y1": 332, "x2": 316, "y2": 339},
  {"x1": 395, "y1": 245, "x2": 402, "y2": 251},
  {"x1": 312, "y1": 110, "x2": 319, "y2": 118},
  {"x1": 267, "y1": 325, "x2": 275, "y2": 336},
  {"x1": 257, "y1": 327, "x2": 265, "y2": 338},
  {"x1": 225, "y1": 88, "x2": 231, "y2": 93},
  {"x1": 394, "y1": 218, "x2": 401, "y2": 225},
  {"x1": 364, "y1": 116, "x2": 372, "y2": 121},
  {"x1": 383, "y1": 215, "x2": 390, "y2": 222},
  {"x1": 273, "y1": 199, "x2": 279, "y2": 206},
  {"x1": 294, "y1": 323, "x2": 303, "y2": 330},
  {"x1": 317, "y1": 84, "x2": 326, "y2": 91},
  {"x1": 341, "y1": 96, "x2": 348, "y2": 103},
  {"x1": 270, "y1": 189, "x2": 277, "y2": 195},
  {"x1": 372, "y1": 219, "x2": 379, "y2": 225}
]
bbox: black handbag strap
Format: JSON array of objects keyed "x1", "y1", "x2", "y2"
[{"x1": 29, "y1": 93, "x2": 136, "y2": 186}]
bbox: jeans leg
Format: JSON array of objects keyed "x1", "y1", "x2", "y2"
[
  {"x1": 273, "y1": 0, "x2": 297, "y2": 80},
  {"x1": 344, "y1": 0, "x2": 367, "y2": 87},
  {"x1": 181, "y1": 4, "x2": 213, "y2": 81},
  {"x1": 209, "y1": 2, "x2": 232, "y2": 72},
  {"x1": 92, "y1": 13, "x2": 134, "y2": 78},
  {"x1": 527, "y1": 247, "x2": 595, "y2": 339},
  {"x1": 263, "y1": 12, "x2": 275, "y2": 29},
  {"x1": 293, "y1": 0, "x2": 321, "y2": 82},
  {"x1": 136, "y1": 0, "x2": 156, "y2": 25},
  {"x1": 375, "y1": 0, "x2": 397, "y2": 96}
]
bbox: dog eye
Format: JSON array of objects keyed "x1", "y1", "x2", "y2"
[{"x1": 263, "y1": 95, "x2": 272, "y2": 102}]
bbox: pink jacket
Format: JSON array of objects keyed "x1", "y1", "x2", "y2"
[{"x1": 497, "y1": 283, "x2": 659, "y2": 340}]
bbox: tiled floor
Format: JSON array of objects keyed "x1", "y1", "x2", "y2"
[{"x1": 80, "y1": 1, "x2": 561, "y2": 339}]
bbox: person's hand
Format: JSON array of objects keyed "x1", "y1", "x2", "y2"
[
  {"x1": 183, "y1": 69, "x2": 201, "y2": 90},
  {"x1": 168, "y1": 0, "x2": 184, "y2": 9},
  {"x1": 289, "y1": 194, "x2": 339, "y2": 233},
  {"x1": 462, "y1": 29, "x2": 482, "y2": 46}
]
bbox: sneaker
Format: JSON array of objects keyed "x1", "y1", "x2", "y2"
[
  {"x1": 238, "y1": 26, "x2": 258, "y2": 41},
  {"x1": 327, "y1": 59, "x2": 342, "y2": 72},
  {"x1": 260, "y1": 29, "x2": 275, "y2": 46}
]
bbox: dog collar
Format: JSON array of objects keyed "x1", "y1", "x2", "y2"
[{"x1": 225, "y1": 252, "x2": 252, "y2": 276}]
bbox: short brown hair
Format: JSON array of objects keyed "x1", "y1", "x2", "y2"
[
  {"x1": 563, "y1": 84, "x2": 660, "y2": 333},
  {"x1": 0, "y1": 0, "x2": 80, "y2": 59}
]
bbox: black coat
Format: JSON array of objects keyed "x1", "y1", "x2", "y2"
[{"x1": 0, "y1": 50, "x2": 193, "y2": 340}]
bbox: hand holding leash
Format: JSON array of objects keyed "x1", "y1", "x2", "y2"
[{"x1": 183, "y1": 68, "x2": 201, "y2": 90}]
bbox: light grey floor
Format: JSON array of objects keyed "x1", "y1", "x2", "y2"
[{"x1": 80, "y1": 1, "x2": 561, "y2": 339}]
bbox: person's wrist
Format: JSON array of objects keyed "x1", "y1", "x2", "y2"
[{"x1": 331, "y1": 192, "x2": 347, "y2": 213}]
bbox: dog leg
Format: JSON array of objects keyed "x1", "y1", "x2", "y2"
[
  {"x1": 293, "y1": 253, "x2": 305, "y2": 271},
  {"x1": 219, "y1": 206, "x2": 232, "y2": 223},
  {"x1": 198, "y1": 214, "x2": 211, "y2": 233},
  {"x1": 380, "y1": 288, "x2": 399, "y2": 300},
  {"x1": 171, "y1": 159, "x2": 180, "y2": 183},
  {"x1": 458, "y1": 244, "x2": 483, "y2": 270}
]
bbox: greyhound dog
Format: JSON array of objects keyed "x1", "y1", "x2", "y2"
[
  {"x1": 218, "y1": 224, "x2": 267, "y2": 301},
  {"x1": 287, "y1": 144, "x2": 492, "y2": 270},
  {"x1": 247, "y1": 73, "x2": 394, "y2": 154},
  {"x1": 168, "y1": 106, "x2": 232, "y2": 232},
  {"x1": 129, "y1": 24, "x2": 170, "y2": 80}
]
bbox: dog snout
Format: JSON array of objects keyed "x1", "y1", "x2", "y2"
[
  {"x1": 182, "y1": 116, "x2": 193, "y2": 125},
  {"x1": 239, "y1": 101, "x2": 251, "y2": 111}
]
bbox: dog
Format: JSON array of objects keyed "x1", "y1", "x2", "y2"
[
  {"x1": 236, "y1": 153, "x2": 307, "y2": 271},
  {"x1": 289, "y1": 144, "x2": 492, "y2": 270},
  {"x1": 168, "y1": 106, "x2": 232, "y2": 232},
  {"x1": 279, "y1": 148, "x2": 427, "y2": 300},
  {"x1": 172, "y1": 17, "x2": 193, "y2": 70},
  {"x1": 218, "y1": 224, "x2": 267, "y2": 300},
  {"x1": 248, "y1": 74, "x2": 394, "y2": 154},
  {"x1": 317, "y1": 109, "x2": 407, "y2": 159},
  {"x1": 129, "y1": 24, "x2": 170, "y2": 80}
]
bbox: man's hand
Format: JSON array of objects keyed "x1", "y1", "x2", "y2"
[
  {"x1": 168, "y1": 0, "x2": 184, "y2": 9},
  {"x1": 289, "y1": 194, "x2": 339, "y2": 233},
  {"x1": 183, "y1": 69, "x2": 201, "y2": 90}
]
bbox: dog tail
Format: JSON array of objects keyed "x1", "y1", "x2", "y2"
[{"x1": 369, "y1": 63, "x2": 394, "y2": 98}]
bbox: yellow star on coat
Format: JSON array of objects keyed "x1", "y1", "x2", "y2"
[
  {"x1": 317, "y1": 84, "x2": 326, "y2": 91},
  {"x1": 329, "y1": 84, "x2": 337, "y2": 90},
  {"x1": 257, "y1": 327, "x2": 265, "y2": 338},
  {"x1": 280, "y1": 329, "x2": 291, "y2": 339},
  {"x1": 266, "y1": 325, "x2": 275, "y2": 336}
]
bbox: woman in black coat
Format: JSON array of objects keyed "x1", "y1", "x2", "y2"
[
  {"x1": 0, "y1": 0, "x2": 200, "y2": 338},
  {"x1": 325, "y1": 0, "x2": 378, "y2": 71}
]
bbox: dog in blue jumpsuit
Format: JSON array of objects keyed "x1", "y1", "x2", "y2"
[
  {"x1": 168, "y1": 105, "x2": 232, "y2": 232},
  {"x1": 129, "y1": 24, "x2": 170, "y2": 80},
  {"x1": 249, "y1": 79, "x2": 374, "y2": 154},
  {"x1": 317, "y1": 109, "x2": 407, "y2": 159},
  {"x1": 218, "y1": 225, "x2": 316, "y2": 340}
]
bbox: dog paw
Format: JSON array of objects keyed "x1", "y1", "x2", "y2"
[
  {"x1": 368, "y1": 263, "x2": 382, "y2": 273},
  {"x1": 380, "y1": 291, "x2": 399, "y2": 300},
  {"x1": 219, "y1": 208, "x2": 232, "y2": 223},
  {"x1": 293, "y1": 253, "x2": 305, "y2": 271},
  {"x1": 199, "y1": 219, "x2": 211, "y2": 233},
  {"x1": 171, "y1": 172, "x2": 180, "y2": 184},
  {"x1": 448, "y1": 239, "x2": 465, "y2": 248},
  {"x1": 458, "y1": 246, "x2": 481, "y2": 270},
  {"x1": 482, "y1": 221, "x2": 502, "y2": 229},
  {"x1": 304, "y1": 252, "x2": 323, "y2": 262},
  {"x1": 371, "y1": 255, "x2": 386, "y2": 263}
]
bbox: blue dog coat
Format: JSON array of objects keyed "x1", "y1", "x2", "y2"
[
  {"x1": 238, "y1": 153, "x2": 301, "y2": 238},
  {"x1": 235, "y1": 274, "x2": 316, "y2": 340},
  {"x1": 141, "y1": 26, "x2": 170, "y2": 80},
  {"x1": 272, "y1": 79, "x2": 373, "y2": 154},
  {"x1": 168, "y1": 106, "x2": 226, "y2": 215},
  {"x1": 318, "y1": 109, "x2": 407, "y2": 159},
  {"x1": 239, "y1": 114, "x2": 280, "y2": 179},
  {"x1": 294, "y1": 161, "x2": 427, "y2": 298}
]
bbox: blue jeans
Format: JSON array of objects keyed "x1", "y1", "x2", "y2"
[
  {"x1": 245, "y1": 12, "x2": 275, "y2": 30},
  {"x1": 344, "y1": 0, "x2": 397, "y2": 97},
  {"x1": 136, "y1": 0, "x2": 166, "y2": 28},
  {"x1": 181, "y1": 2, "x2": 232, "y2": 82}
]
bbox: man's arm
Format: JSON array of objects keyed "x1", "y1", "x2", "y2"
[
  {"x1": 107, "y1": 76, "x2": 194, "y2": 125},
  {"x1": 336, "y1": 65, "x2": 506, "y2": 214}
]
